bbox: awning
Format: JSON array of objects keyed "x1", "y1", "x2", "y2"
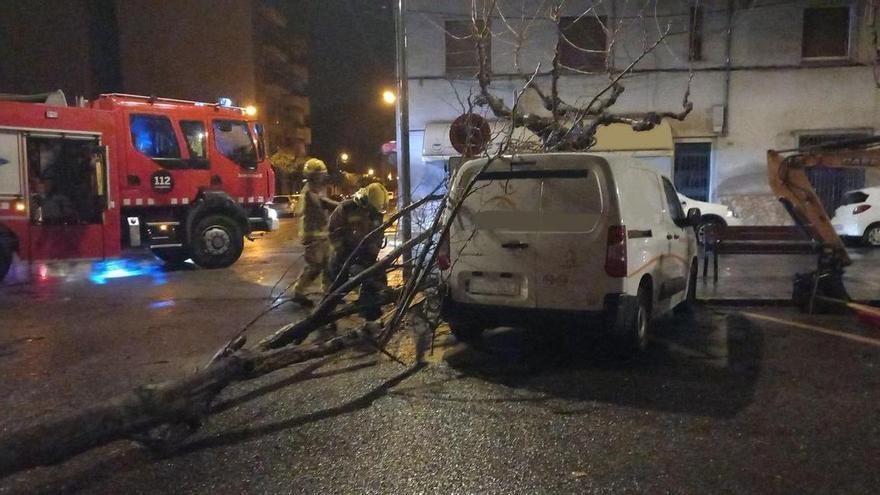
[
  {"x1": 421, "y1": 120, "x2": 673, "y2": 159},
  {"x1": 592, "y1": 121, "x2": 673, "y2": 153}
]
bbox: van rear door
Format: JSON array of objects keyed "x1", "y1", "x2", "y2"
[
  {"x1": 532, "y1": 160, "x2": 607, "y2": 311},
  {"x1": 449, "y1": 165, "x2": 540, "y2": 308}
]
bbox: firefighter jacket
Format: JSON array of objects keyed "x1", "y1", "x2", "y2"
[
  {"x1": 295, "y1": 182, "x2": 333, "y2": 241},
  {"x1": 328, "y1": 199, "x2": 384, "y2": 263}
]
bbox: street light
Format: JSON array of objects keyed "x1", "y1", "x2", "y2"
[
  {"x1": 339, "y1": 152, "x2": 350, "y2": 163},
  {"x1": 382, "y1": 90, "x2": 397, "y2": 105},
  {"x1": 367, "y1": 168, "x2": 375, "y2": 176}
]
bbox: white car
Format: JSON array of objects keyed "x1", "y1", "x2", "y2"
[
  {"x1": 268, "y1": 194, "x2": 299, "y2": 218},
  {"x1": 439, "y1": 153, "x2": 701, "y2": 355},
  {"x1": 832, "y1": 186, "x2": 880, "y2": 246},
  {"x1": 677, "y1": 193, "x2": 742, "y2": 241}
]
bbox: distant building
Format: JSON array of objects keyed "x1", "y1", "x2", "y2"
[
  {"x1": 403, "y1": 0, "x2": 880, "y2": 224},
  {"x1": 0, "y1": 0, "x2": 310, "y2": 182}
]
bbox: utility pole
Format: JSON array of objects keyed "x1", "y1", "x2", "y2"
[{"x1": 394, "y1": 0, "x2": 413, "y2": 277}]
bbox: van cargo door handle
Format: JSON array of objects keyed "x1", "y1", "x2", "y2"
[{"x1": 501, "y1": 241, "x2": 529, "y2": 249}]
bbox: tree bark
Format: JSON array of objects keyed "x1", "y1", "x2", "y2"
[{"x1": 0, "y1": 323, "x2": 382, "y2": 478}]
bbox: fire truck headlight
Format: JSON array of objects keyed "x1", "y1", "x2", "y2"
[
  {"x1": 244, "y1": 105, "x2": 257, "y2": 117},
  {"x1": 14, "y1": 201, "x2": 25, "y2": 212}
]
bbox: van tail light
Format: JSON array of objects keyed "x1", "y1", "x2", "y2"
[
  {"x1": 437, "y1": 235, "x2": 451, "y2": 271},
  {"x1": 605, "y1": 225, "x2": 627, "y2": 277},
  {"x1": 853, "y1": 204, "x2": 872, "y2": 215}
]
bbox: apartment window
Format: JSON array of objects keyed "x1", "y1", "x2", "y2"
[
  {"x1": 446, "y1": 20, "x2": 487, "y2": 77},
  {"x1": 802, "y1": 7, "x2": 850, "y2": 59},
  {"x1": 558, "y1": 16, "x2": 607, "y2": 72},
  {"x1": 800, "y1": 133, "x2": 867, "y2": 213},
  {"x1": 674, "y1": 142, "x2": 711, "y2": 201},
  {"x1": 688, "y1": 7, "x2": 704, "y2": 62}
]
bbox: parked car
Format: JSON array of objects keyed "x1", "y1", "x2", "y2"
[
  {"x1": 268, "y1": 194, "x2": 299, "y2": 218},
  {"x1": 678, "y1": 193, "x2": 741, "y2": 242},
  {"x1": 439, "y1": 153, "x2": 702, "y2": 355},
  {"x1": 832, "y1": 186, "x2": 880, "y2": 246}
]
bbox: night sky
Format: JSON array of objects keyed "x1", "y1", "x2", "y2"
[{"x1": 283, "y1": 0, "x2": 397, "y2": 174}]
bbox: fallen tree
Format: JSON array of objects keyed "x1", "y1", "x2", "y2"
[
  {"x1": 0, "y1": 2, "x2": 704, "y2": 479},
  {"x1": 0, "y1": 228, "x2": 432, "y2": 477}
]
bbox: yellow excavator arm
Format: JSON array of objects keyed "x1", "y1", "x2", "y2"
[{"x1": 767, "y1": 137, "x2": 880, "y2": 267}]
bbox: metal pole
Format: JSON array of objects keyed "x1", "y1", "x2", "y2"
[{"x1": 395, "y1": 0, "x2": 413, "y2": 277}]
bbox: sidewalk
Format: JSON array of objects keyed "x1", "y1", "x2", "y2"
[{"x1": 697, "y1": 247, "x2": 880, "y2": 303}]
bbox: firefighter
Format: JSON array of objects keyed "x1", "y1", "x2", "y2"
[
  {"x1": 328, "y1": 182, "x2": 389, "y2": 321},
  {"x1": 292, "y1": 158, "x2": 337, "y2": 306}
]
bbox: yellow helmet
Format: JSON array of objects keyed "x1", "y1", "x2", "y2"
[
  {"x1": 354, "y1": 182, "x2": 389, "y2": 213},
  {"x1": 303, "y1": 158, "x2": 328, "y2": 177}
]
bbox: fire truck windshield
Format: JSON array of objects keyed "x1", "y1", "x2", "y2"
[{"x1": 213, "y1": 119, "x2": 258, "y2": 169}]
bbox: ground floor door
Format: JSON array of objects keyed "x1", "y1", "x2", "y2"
[
  {"x1": 673, "y1": 142, "x2": 711, "y2": 201},
  {"x1": 800, "y1": 133, "x2": 869, "y2": 215}
]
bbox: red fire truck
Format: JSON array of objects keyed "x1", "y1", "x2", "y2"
[{"x1": 0, "y1": 91, "x2": 278, "y2": 281}]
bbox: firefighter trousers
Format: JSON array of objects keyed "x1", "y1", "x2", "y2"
[
  {"x1": 328, "y1": 252, "x2": 385, "y2": 321},
  {"x1": 293, "y1": 238, "x2": 331, "y2": 297}
]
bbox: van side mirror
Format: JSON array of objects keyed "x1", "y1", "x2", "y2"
[{"x1": 686, "y1": 207, "x2": 702, "y2": 227}]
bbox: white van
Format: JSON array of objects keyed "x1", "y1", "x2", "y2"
[{"x1": 438, "y1": 153, "x2": 701, "y2": 354}]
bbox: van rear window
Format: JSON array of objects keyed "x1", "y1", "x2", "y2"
[
  {"x1": 475, "y1": 169, "x2": 589, "y2": 180},
  {"x1": 465, "y1": 166, "x2": 603, "y2": 233}
]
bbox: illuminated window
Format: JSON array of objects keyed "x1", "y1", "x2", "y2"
[
  {"x1": 213, "y1": 120, "x2": 257, "y2": 169},
  {"x1": 130, "y1": 114, "x2": 180, "y2": 162}
]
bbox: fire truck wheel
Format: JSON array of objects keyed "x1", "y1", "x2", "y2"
[
  {"x1": 151, "y1": 246, "x2": 189, "y2": 266},
  {"x1": 190, "y1": 214, "x2": 244, "y2": 269},
  {"x1": 0, "y1": 246, "x2": 11, "y2": 282}
]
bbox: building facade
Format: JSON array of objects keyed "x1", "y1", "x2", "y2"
[
  {"x1": 0, "y1": 0, "x2": 310, "y2": 182},
  {"x1": 403, "y1": 0, "x2": 880, "y2": 224}
]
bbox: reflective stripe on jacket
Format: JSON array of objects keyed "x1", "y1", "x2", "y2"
[{"x1": 297, "y1": 182, "x2": 330, "y2": 240}]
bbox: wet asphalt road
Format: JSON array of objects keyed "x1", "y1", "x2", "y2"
[{"x1": 1, "y1": 220, "x2": 879, "y2": 494}]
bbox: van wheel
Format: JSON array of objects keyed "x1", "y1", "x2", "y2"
[
  {"x1": 0, "y1": 245, "x2": 11, "y2": 282},
  {"x1": 448, "y1": 320, "x2": 483, "y2": 343},
  {"x1": 190, "y1": 214, "x2": 244, "y2": 269},
  {"x1": 864, "y1": 224, "x2": 880, "y2": 247},
  {"x1": 675, "y1": 260, "x2": 698, "y2": 315},
  {"x1": 611, "y1": 286, "x2": 651, "y2": 356},
  {"x1": 151, "y1": 246, "x2": 189, "y2": 266}
]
